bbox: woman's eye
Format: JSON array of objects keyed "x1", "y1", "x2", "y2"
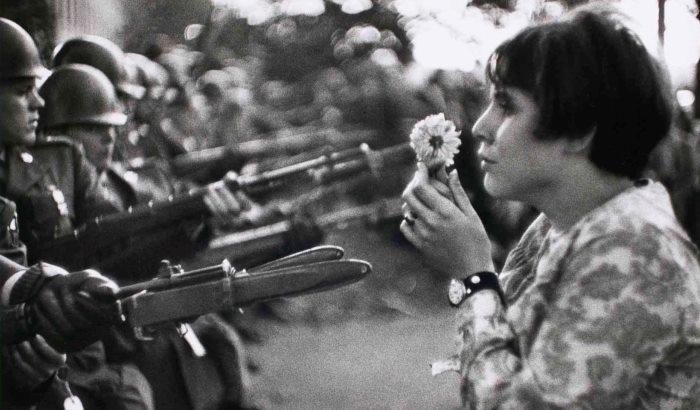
[{"x1": 495, "y1": 98, "x2": 513, "y2": 113}]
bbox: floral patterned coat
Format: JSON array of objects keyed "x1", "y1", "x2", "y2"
[{"x1": 437, "y1": 180, "x2": 700, "y2": 409}]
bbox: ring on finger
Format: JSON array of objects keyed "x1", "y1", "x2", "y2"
[{"x1": 403, "y1": 212, "x2": 416, "y2": 226}]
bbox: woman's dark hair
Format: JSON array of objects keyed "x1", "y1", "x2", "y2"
[{"x1": 485, "y1": 6, "x2": 673, "y2": 179}]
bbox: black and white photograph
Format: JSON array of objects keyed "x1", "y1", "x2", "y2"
[{"x1": 1, "y1": 0, "x2": 699, "y2": 408}]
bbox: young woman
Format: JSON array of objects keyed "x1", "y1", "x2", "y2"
[{"x1": 401, "y1": 5, "x2": 700, "y2": 408}]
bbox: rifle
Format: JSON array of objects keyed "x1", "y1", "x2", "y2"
[
  {"x1": 31, "y1": 143, "x2": 414, "y2": 268},
  {"x1": 201, "y1": 196, "x2": 403, "y2": 268},
  {"x1": 3, "y1": 245, "x2": 371, "y2": 347},
  {"x1": 170, "y1": 126, "x2": 380, "y2": 179}
]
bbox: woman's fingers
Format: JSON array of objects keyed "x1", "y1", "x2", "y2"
[{"x1": 448, "y1": 170, "x2": 477, "y2": 217}]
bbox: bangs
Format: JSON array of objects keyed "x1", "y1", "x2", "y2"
[{"x1": 483, "y1": 27, "x2": 543, "y2": 95}]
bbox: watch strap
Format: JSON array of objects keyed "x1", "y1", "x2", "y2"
[{"x1": 453, "y1": 271, "x2": 506, "y2": 307}]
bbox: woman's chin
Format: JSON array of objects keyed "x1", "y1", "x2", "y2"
[{"x1": 483, "y1": 175, "x2": 507, "y2": 199}]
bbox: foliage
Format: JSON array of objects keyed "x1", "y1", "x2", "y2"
[
  {"x1": 121, "y1": 0, "x2": 213, "y2": 54},
  {"x1": 0, "y1": 0, "x2": 55, "y2": 61}
]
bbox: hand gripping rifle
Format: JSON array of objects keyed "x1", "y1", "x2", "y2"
[
  {"x1": 31, "y1": 143, "x2": 414, "y2": 268},
  {"x1": 2, "y1": 245, "x2": 371, "y2": 348}
]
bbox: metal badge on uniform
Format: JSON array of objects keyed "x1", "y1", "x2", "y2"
[
  {"x1": 20, "y1": 152, "x2": 33, "y2": 163},
  {"x1": 49, "y1": 185, "x2": 71, "y2": 216},
  {"x1": 51, "y1": 188, "x2": 65, "y2": 204},
  {"x1": 56, "y1": 367, "x2": 84, "y2": 410}
]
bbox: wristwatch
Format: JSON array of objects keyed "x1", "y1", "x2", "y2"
[{"x1": 448, "y1": 271, "x2": 506, "y2": 307}]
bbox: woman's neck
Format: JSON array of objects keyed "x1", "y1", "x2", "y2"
[{"x1": 533, "y1": 163, "x2": 634, "y2": 232}]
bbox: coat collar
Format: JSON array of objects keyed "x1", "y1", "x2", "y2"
[{"x1": 5, "y1": 146, "x2": 45, "y2": 196}]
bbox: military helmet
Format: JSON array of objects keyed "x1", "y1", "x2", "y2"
[
  {"x1": 0, "y1": 18, "x2": 45, "y2": 80},
  {"x1": 52, "y1": 35, "x2": 145, "y2": 99},
  {"x1": 38, "y1": 64, "x2": 127, "y2": 129}
]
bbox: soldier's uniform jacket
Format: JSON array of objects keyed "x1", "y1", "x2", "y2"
[
  {"x1": 90, "y1": 158, "x2": 205, "y2": 283},
  {"x1": 1, "y1": 136, "x2": 120, "y2": 264},
  {"x1": 101, "y1": 159, "x2": 184, "y2": 208},
  {"x1": 434, "y1": 181, "x2": 700, "y2": 408},
  {"x1": 0, "y1": 196, "x2": 27, "y2": 265}
]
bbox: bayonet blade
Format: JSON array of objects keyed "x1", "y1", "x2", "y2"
[
  {"x1": 248, "y1": 245, "x2": 344, "y2": 274},
  {"x1": 230, "y1": 259, "x2": 371, "y2": 305}
]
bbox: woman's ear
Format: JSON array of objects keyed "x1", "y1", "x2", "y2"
[{"x1": 563, "y1": 126, "x2": 595, "y2": 156}]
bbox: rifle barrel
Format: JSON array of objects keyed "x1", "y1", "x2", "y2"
[
  {"x1": 35, "y1": 142, "x2": 412, "y2": 267},
  {"x1": 116, "y1": 260, "x2": 232, "y2": 298}
]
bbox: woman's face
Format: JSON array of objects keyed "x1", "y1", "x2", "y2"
[{"x1": 471, "y1": 85, "x2": 566, "y2": 203}]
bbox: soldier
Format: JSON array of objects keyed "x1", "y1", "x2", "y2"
[
  {"x1": 37, "y1": 63, "x2": 252, "y2": 410},
  {"x1": 52, "y1": 36, "x2": 201, "y2": 162},
  {"x1": 51, "y1": 35, "x2": 150, "y2": 162},
  {"x1": 1, "y1": 197, "x2": 119, "y2": 409},
  {"x1": 1, "y1": 254, "x2": 113, "y2": 409},
  {"x1": 0, "y1": 20, "x2": 124, "y2": 262},
  {"x1": 0, "y1": 17, "x2": 158, "y2": 409},
  {"x1": 37, "y1": 63, "x2": 259, "y2": 275}
]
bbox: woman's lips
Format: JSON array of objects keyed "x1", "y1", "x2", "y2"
[{"x1": 479, "y1": 156, "x2": 496, "y2": 171}]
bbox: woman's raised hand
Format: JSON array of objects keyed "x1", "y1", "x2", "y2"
[{"x1": 400, "y1": 164, "x2": 494, "y2": 278}]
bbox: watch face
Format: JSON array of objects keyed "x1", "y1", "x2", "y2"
[{"x1": 448, "y1": 279, "x2": 467, "y2": 305}]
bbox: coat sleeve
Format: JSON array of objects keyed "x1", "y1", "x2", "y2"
[
  {"x1": 71, "y1": 144, "x2": 123, "y2": 222},
  {"x1": 455, "y1": 228, "x2": 691, "y2": 409}
]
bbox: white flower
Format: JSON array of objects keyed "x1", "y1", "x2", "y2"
[{"x1": 409, "y1": 113, "x2": 461, "y2": 170}]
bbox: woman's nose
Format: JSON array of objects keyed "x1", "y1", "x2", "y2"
[{"x1": 471, "y1": 111, "x2": 494, "y2": 144}]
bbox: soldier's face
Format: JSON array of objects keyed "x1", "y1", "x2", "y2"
[
  {"x1": 0, "y1": 78, "x2": 44, "y2": 147},
  {"x1": 66, "y1": 124, "x2": 116, "y2": 172}
]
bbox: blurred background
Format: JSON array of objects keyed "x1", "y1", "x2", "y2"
[{"x1": 2, "y1": 0, "x2": 699, "y2": 407}]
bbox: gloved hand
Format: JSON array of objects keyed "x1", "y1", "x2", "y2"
[
  {"x1": 2, "y1": 335, "x2": 66, "y2": 393},
  {"x1": 30, "y1": 266, "x2": 119, "y2": 352}
]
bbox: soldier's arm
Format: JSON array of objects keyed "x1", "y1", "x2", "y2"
[
  {"x1": 70, "y1": 143, "x2": 122, "y2": 222},
  {"x1": 2, "y1": 258, "x2": 119, "y2": 352}
]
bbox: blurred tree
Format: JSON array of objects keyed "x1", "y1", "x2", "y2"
[
  {"x1": 121, "y1": 0, "x2": 212, "y2": 54},
  {"x1": 0, "y1": 0, "x2": 55, "y2": 61}
]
